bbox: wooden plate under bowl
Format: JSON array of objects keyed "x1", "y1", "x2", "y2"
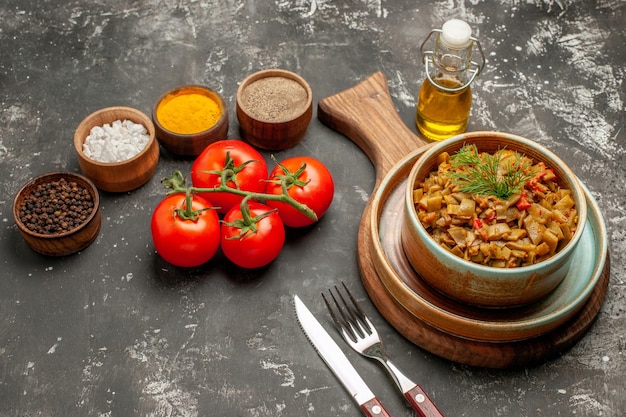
[{"x1": 318, "y1": 71, "x2": 610, "y2": 368}]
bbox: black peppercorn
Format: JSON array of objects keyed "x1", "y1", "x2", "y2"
[{"x1": 18, "y1": 178, "x2": 95, "y2": 235}]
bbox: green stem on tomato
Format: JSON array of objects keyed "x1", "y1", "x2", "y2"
[
  {"x1": 172, "y1": 187, "x2": 213, "y2": 221},
  {"x1": 268, "y1": 154, "x2": 311, "y2": 191},
  {"x1": 222, "y1": 194, "x2": 279, "y2": 240},
  {"x1": 161, "y1": 170, "x2": 318, "y2": 222},
  {"x1": 208, "y1": 151, "x2": 258, "y2": 192}
]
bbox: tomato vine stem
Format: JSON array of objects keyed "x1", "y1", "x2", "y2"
[{"x1": 161, "y1": 169, "x2": 318, "y2": 222}]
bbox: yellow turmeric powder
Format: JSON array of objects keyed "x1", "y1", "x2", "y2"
[{"x1": 157, "y1": 89, "x2": 222, "y2": 134}]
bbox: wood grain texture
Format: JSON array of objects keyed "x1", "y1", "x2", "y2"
[
  {"x1": 318, "y1": 71, "x2": 428, "y2": 186},
  {"x1": 404, "y1": 385, "x2": 445, "y2": 417},
  {"x1": 359, "y1": 397, "x2": 392, "y2": 417}
]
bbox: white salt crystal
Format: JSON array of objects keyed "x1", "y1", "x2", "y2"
[{"x1": 83, "y1": 119, "x2": 150, "y2": 163}]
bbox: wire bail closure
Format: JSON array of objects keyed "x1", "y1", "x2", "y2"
[{"x1": 419, "y1": 29, "x2": 486, "y2": 93}]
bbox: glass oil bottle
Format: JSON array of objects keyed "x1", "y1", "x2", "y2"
[{"x1": 416, "y1": 19, "x2": 485, "y2": 141}]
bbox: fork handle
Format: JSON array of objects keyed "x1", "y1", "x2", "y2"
[
  {"x1": 360, "y1": 397, "x2": 392, "y2": 417},
  {"x1": 405, "y1": 385, "x2": 445, "y2": 417}
]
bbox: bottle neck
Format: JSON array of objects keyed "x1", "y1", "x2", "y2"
[
  {"x1": 419, "y1": 25, "x2": 485, "y2": 93},
  {"x1": 431, "y1": 36, "x2": 473, "y2": 83}
]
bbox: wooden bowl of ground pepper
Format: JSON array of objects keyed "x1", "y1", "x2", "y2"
[
  {"x1": 13, "y1": 172, "x2": 101, "y2": 256},
  {"x1": 153, "y1": 85, "x2": 229, "y2": 157},
  {"x1": 236, "y1": 69, "x2": 313, "y2": 150}
]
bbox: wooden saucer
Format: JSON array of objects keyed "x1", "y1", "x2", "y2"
[{"x1": 318, "y1": 71, "x2": 610, "y2": 368}]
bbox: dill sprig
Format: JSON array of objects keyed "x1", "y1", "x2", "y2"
[{"x1": 447, "y1": 144, "x2": 533, "y2": 199}]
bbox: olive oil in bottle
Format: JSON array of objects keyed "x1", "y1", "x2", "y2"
[
  {"x1": 416, "y1": 19, "x2": 484, "y2": 141},
  {"x1": 416, "y1": 77, "x2": 472, "y2": 141}
]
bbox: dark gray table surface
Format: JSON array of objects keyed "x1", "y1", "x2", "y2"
[{"x1": 1, "y1": 1, "x2": 624, "y2": 416}]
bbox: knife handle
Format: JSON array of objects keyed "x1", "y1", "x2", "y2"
[
  {"x1": 360, "y1": 397, "x2": 392, "y2": 417},
  {"x1": 405, "y1": 385, "x2": 444, "y2": 417}
]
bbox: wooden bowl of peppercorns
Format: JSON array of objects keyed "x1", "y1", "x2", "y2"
[{"x1": 13, "y1": 172, "x2": 101, "y2": 256}]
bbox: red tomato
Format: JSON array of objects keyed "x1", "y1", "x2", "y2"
[
  {"x1": 151, "y1": 194, "x2": 220, "y2": 267},
  {"x1": 221, "y1": 202, "x2": 285, "y2": 269},
  {"x1": 265, "y1": 156, "x2": 334, "y2": 227},
  {"x1": 191, "y1": 140, "x2": 268, "y2": 214}
]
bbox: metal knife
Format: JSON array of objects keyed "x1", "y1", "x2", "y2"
[{"x1": 294, "y1": 295, "x2": 392, "y2": 417}]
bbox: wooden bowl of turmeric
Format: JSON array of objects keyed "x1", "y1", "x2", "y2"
[
  {"x1": 236, "y1": 69, "x2": 312, "y2": 150},
  {"x1": 153, "y1": 85, "x2": 229, "y2": 157},
  {"x1": 400, "y1": 132, "x2": 587, "y2": 308}
]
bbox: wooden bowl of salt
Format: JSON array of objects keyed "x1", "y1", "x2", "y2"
[
  {"x1": 236, "y1": 69, "x2": 313, "y2": 150},
  {"x1": 74, "y1": 106, "x2": 159, "y2": 192}
]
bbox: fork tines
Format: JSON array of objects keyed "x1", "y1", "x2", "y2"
[{"x1": 322, "y1": 282, "x2": 372, "y2": 342}]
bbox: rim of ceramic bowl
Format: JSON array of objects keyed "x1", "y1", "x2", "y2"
[
  {"x1": 74, "y1": 106, "x2": 157, "y2": 167},
  {"x1": 236, "y1": 68, "x2": 313, "y2": 124},
  {"x1": 13, "y1": 171, "x2": 100, "y2": 239},
  {"x1": 404, "y1": 131, "x2": 588, "y2": 279},
  {"x1": 152, "y1": 85, "x2": 228, "y2": 138}
]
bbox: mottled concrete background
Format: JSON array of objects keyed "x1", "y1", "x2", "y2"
[{"x1": 1, "y1": 1, "x2": 624, "y2": 416}]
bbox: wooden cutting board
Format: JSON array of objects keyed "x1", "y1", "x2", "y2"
[{"x1": 317, "y1": 71, "x2": 610, "y2": 368}]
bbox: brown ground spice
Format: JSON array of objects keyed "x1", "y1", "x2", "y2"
[
  {"x1": 18, "y1": 178, "x2": 95, "y2": 235},
  {"x1": 242, "y1": 76, "x2": 308, "y2": 122}
]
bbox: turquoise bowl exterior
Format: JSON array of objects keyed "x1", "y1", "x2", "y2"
[{"x1": 400, "y1": 132, "x2": 587, "y2": 308}]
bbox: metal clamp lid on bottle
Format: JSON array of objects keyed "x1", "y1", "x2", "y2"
[{"x1": 419, "y1": 20, "x2": 486, "y2": 93}]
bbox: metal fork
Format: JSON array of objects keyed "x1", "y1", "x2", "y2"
[{"x1": 323, "y1": 283, "x2": 444, "y2": 417}]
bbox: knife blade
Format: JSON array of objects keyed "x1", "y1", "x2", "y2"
[{"x1": 294, "y1": 295, "x2": 392, "y2": 417}]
